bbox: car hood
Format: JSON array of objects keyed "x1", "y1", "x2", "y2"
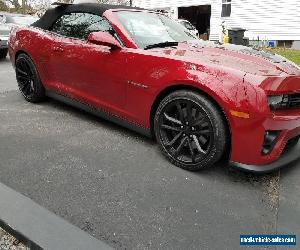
[{"x1": 151, "y1": 40, "x2": 300, "y2": 77}]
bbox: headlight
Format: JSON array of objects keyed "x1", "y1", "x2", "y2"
[{"x1": 268, "y1": 95, "x2": 289, "y2": 110}]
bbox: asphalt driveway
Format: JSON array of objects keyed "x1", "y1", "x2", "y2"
[{"x1": 0, "y1": 56, "x2": 299, "y2": 249}]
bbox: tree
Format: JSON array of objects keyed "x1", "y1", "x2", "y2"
[
  {"x1": 28, "y1": 0, "x2": 51, "y2": 16},
  {"x1": 0, "y1": 0, "x2": 9, "y2": 11},
  {"x1": 4, "y1": 0, "x2": 21, "y2": 9}
]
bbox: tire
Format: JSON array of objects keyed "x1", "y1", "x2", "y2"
[
  {"x1": 154, "y1": 90, "x2": 228, "y2": 171},
  {"x1": 0, "y1": 49, "x2": 8, "y2": 59},
  {"x1": 15, "y1": 53, "x2": 45, "y2": 103}
]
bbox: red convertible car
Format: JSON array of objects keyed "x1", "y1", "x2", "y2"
[{"x1": 8, "y1": 3, "x2": 300, "y2": 172}]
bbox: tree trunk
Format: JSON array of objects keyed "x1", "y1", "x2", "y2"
[{"x1": 22, "y1": 0, "x2": 26, "y2": 13}]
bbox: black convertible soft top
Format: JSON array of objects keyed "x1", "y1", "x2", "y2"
[{"x1": 32, "y1": 3, "x2": 144, "y2": 30}]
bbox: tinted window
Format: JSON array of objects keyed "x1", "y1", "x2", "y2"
[{"x1": 51, "y1": 12, "x2": 113, "y2": 40}]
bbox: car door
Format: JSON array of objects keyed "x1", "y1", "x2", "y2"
[{"x1": 48, "y1": 12, "x2": 127, "y2": 112}]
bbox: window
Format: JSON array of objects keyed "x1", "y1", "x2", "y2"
[
  {"x1": 51, "y1": 12, "x2": 113, "y2": 40},
  {"x1": 221, "y1": 0, "x2": 231, "y2": 17}
]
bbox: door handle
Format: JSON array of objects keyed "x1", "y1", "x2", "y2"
[{"x1": 53, "y1": 46, "x2": 64, "y2": 52}]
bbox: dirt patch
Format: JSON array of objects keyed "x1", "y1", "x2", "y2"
[{"x1": 0, "y1": 228, "x2": 28, "y2": 250}]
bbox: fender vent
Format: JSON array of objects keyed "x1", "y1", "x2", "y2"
[{"x1": 262, "y1": 130, "x2": 281, "y2": 155}]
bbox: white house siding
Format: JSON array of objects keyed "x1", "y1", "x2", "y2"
[
  {"x1": 132, "y1": 0, "x2": 300, "y2": 42},
  {"x1": 225, "y1": 0, "x2": 300, "y2": 41}
]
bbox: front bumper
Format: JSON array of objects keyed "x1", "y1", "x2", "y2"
[
  {"x1": 230, "y1": 141, "x2": 300, "y2": 173},
  {"x1": 0, "y1": 36, "x2": 9, "y2": 49},
  {"x1": 229, "y1": 109, "x2": 300, "y2": 172}
]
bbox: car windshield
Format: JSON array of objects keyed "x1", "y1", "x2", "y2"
[
  {"x1": 114, "y1": 11, "x2": 198, "y2": 49},
  {"x1": 6, "y1": 15, "x2": 38, "y2": 26}
]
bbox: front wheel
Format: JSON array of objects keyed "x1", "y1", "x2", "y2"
[{"x1": 154, "y1": 90, "x2": 228, "y2": 171}]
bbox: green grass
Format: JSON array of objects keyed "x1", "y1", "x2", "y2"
[{"x1": 267, "y1": 48, "x2": 300, "y2": 66}]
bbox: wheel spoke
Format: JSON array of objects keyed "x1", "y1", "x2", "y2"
[
  {"x1": 186, "y1": 102, "x2": 192, "y2": 122},
  {"x1": 187, "y1": 138, "x2": 196, "y2": 162},
  {"x1": 200, "y1": 122, "x2": 209, "y2": 128},
  {"x1": 192, "y1": 135, "x2": 206, "y2": 154},
  {"x1": 164, "y1": 113, "x2": 182, "y2": 125},
  {"x1": 22, "y1": 83, "x2": 31, "y2": 94},
  {"x1": 21, "y1": 60, "x2": 31, "y2": 75},
  {"x1": 192, "y1": 116, "x2": 205, "y2": 126},
  {"x1": 17, "y1": 68, "x2": 28, "y2": 76},
  {"x1": 191, "y1": 107, "x2": 197, "y2": 120},
  {"x1": 161, "y1": 124, "x2": 181, "y2": 132},
  {"x1": 20, "y1": 84, "x2": 27, "y2": 91},
  {"x1": 198, "y1": 135, "x2": 208, "y2": 145},
  {"x1": 166, "y1": 131, "x2": 183, "y2": 146},
  {"x1": 175, "y1": 102, "x2": 184, "y2": 123},
  {"x1": 17, "y1": 75, "x2": 31, "y2": 82},
  {"x1": 195, "y1": 129, "x2": 211, "y2": 135},
  {"x1": 174, "y1": 137, "x2": 187, "y2": 157}
]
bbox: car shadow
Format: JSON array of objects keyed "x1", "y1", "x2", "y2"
[
  {"x1": 43, "y1": 96, "x2": 155, "y2": 145},
  {"x1": 37, "y1": 95, "x2": 298, "y2": 185},
  {"x1": 0, "y1": 56, "x2": 9, "y2": 62}
]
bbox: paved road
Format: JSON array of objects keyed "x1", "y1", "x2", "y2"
[{"x1": 0, "y1": 56, "x2": 299, "y2": 249}]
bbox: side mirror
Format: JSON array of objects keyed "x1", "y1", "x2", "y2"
[{"x1": 87, "y1": 31, "x2": 122, "y2": 50}]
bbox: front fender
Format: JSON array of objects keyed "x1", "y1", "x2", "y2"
[{"x1": 153, "y1": 67, "x2": 250, "y2": 122}]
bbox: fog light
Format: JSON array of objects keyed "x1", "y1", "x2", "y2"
[{"x1": 262, "y1": 130, "x2": 281, "y2": 155}]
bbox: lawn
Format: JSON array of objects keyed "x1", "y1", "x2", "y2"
[{"x1": 267, "y1": 48, "x2": 300, "y2": 66}]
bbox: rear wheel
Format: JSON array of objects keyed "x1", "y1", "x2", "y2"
[
  {"x1": 0, "y1": 49, "x2": 8, "y2": 59},
  {"x1": 154, "y1": 90, "x2": 228, "y2": 171},
  {"x1": 15, "y1": 53, "x2": 45, "y2": 103}
]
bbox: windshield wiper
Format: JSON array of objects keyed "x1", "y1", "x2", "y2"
[{"x1": 144, "y1": 41, "x2": 179, "y2": 50}]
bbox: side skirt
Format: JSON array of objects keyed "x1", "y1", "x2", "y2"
[{"x1": 46, "y1": 91, "x2": 152, "y2": 138}]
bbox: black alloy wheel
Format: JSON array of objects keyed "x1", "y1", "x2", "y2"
[
  {"x1": 16, "y1": 53, "x2": 45, "y2": 103},
  {"x1": 154, "y1": 90, "x2": 228, "y2": 171}
]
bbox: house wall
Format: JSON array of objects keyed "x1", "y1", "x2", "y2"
[
  {"x1": 132, "y1": 0, "x2": 221, "y2": 41},
  {"x1": 225, "y1": 0, "x2": 300, "y2": 41},
  {"x1": 132, "y1": 0, "x2": 300, "y2": 42}
]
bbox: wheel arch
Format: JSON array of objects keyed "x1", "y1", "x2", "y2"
[
  {"x1": 150, "y1": 84, "x2": 232, "y2": 159},
  {"x1": 15, "y1": 50, "x2": 30, "y2": 62}
]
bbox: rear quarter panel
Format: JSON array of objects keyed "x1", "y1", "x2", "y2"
[{"x1": 9, "y1": 27, "x2": 54, "y2": 88}]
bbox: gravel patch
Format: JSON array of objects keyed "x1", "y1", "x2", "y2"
[{"x1": 0, "y1": 228, "x2": 28, "y2": 250}]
